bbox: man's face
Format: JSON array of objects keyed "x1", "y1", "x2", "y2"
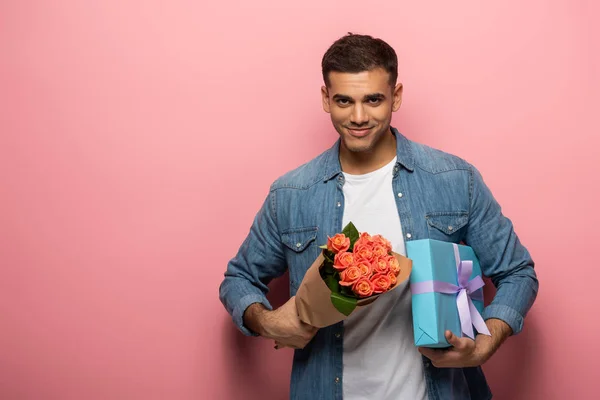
[{"x1": 321, "y1": 68, "x2": 403, "y2": 154}]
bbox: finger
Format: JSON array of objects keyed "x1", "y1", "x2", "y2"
[
  {"x1": 274, "y1": 341, "x2": 300, "y2": 350},
  {"x1": 420, "y1": 344, "x2": 466, "y2": 366},
  {"x1": 274, "y1": 341, "x2": 287, "y2": 349},
  {"x1": 420, "y1": 349, "x2": 460, "y2": 368},
  {"x1": 445, "y1": 330, "x2": 470, "y2": 351},
  {"x1": 418, "y1": 347, "x2": 442, "y2": 362}
]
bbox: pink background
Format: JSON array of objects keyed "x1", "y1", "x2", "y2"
[{"x1": 1, "y1": 1, "x2": 598, "y2": 399}]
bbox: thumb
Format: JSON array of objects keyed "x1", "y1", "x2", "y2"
[{"x1": 445, "y1": 330, "x2": 465, "y2": 349}]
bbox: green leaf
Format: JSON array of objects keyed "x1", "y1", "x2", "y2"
[
  {"x1": 323, "y1": 250, "x2": 335, "y2": 264},
  {"x1": 342, "y1": 221, "x2": 360, "y2": 251},
  {"x1": 323, "y1": 273, "x2": 340, "y2": 293},
  {"x1": 321, "y1": 262, "x2": 335, "y2": 276},
  {"x1": 340, "y1": 285, "x2": 358, "y2": 298},
  {"x1": 330, "y1": 292, "x2": 358, "y2": 316}
]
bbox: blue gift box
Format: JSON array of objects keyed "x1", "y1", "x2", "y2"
[{"x1": 406, "y1": 239, "x2": 486, "y2": 348}]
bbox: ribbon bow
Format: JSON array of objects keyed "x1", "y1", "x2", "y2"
[{"x1": 411, "y1": 243, "x2": 491, "y2": 339}]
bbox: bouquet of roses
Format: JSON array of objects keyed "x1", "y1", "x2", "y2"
[{"x1": 295, "y1": 222, "x2": 412, "y2": 328}]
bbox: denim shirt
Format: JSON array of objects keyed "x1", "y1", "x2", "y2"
[{"x1": 219, "y1": 128, "x2": 538, "y2": 400}]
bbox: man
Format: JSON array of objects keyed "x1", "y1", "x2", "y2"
[{"x1": 219, "y1": 33, "x2": 538, "y2": 400}]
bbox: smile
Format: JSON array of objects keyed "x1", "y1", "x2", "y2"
[{"x1": 346, "y1": 127, "x2": 374, "y2": 138}]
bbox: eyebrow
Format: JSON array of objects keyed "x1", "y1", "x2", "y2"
[{"x1": 332, "y1": 93, "x2": 386, "y2": 102}]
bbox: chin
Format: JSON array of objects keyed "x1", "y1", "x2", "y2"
[{"x1": 342, "y1": 137, "x2": 374, "y2": 153}]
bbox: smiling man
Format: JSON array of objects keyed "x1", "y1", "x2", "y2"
[
  {"x1": 219, "y1": 33, "x2": 538, "y2": 400},
  {"x1": 323, "y1": 67, "x2": 401, "y2": 175}
]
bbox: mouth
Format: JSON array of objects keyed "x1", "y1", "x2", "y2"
[{"x1": 346, "y1": 126, "x2": 374, "y2": 138}]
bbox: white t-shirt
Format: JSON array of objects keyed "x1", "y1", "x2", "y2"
[{"x1": 341, "y1": 156, "x2": 428, "y2": 400}]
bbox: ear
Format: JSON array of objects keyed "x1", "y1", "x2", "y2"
[
  {"x1": 392, "y1": 82, "x2": 403, "y2": 112},
  {"x1": 321, "y1": 86, "x2": 331, "y2": 113}
]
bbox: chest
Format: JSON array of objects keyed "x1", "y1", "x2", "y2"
[{"x1": 277, "y1": 169, "x2": 471, "y2": 291}]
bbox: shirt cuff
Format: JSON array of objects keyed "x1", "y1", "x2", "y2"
[
  {"x1": 232, "y1": 294, "x2": 273, "y2": 337},
  {"x1": 483, "y1": 304, "x2": 524, "y2": 335}
]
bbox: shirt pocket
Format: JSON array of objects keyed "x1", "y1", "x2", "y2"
[
  {"x1": 425, "y1": 211, "x2": 468, "y2": 243},
  {"x1": 281, "y1": 226, "x2": 319, "y2": 290}
]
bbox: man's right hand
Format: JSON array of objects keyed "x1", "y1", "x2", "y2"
[{"x1": 244, "y1": 296, "x2": 318, "y2": 349}]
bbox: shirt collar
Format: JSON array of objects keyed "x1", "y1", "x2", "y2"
[{"x1": 322, "y1": 127, "x2": 415, "y2": 182}]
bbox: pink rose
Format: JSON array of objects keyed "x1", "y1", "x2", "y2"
[
  {"x1": 354, "y1": 232, "x2": 374, "y2": 249},
  {"x1": 383, "y1": 238, "x2": 393, "y2": 252},
  {"x1": 354, "y1": 243, "x2": 374, "y2": 262},
  {"x1": 373, "y1": 257, "x2": 390, "y2": 275},
  {"x1": 352, "y1": 277, "x2": 375, "y2": 298},
  {"x1": 360, "y1": 232, "x2": 374, "y2": 241},
  {"x1": 372, "y1": 234, "x2": 392, "y2": 253},
  {"x1": 370, "y1": 273, "x2": 392, "y2": 294},
  {"x1": 355, "y1": 259, "x2": 373, "y2": 277},
  {"x1": 327, "y1": 233, "x2": 350, "y2": 253},
  {"x1": 339, "y1": 266, "x2": 362, "y2": 287},
  {"x1": 333, "y1": 251, "x2": 354, "y2": 271},
  {"x1": 372, "y1": 244, "x2": 388, "y2": 258},
  {"x1": 387, "y1": 255, "x2": 401, "y2": 276},
  {"x1": 387, "y1": 271, "x2": 397, "y2": 286}
]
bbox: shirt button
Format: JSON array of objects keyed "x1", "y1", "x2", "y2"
[
  {"x1": 337, "y1": 201, "x2": 341, "y2": 207},
  {"x1": 406, "y1": 233, "x2": 412, "y2": 239},
  {"x1": 296, "y1": 243, "x2": 302, "y2": 248},
  {"x1": 335, "y1": 333, "x2": 341, "y2": 339},
  {"x1": 397, "y1": 192, "x2": 403, "y2": 198},
  {"x1": 448, "y1": 226, "x2": 453, "y2": 231},
  {"x1": 335, "y1": 377, "x2": 340, "y2": 383},
  {"x1": 424, "y1": 361, "x2": 430, "y2": 367}
]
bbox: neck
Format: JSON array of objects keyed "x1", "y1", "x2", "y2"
[{"x1": 339, "y1": 129, "x2": 397, "y2": 175}]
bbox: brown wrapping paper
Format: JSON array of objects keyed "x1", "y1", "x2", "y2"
[{"x1": 295, "y1": 252, "x2": 412, "y2": 328}]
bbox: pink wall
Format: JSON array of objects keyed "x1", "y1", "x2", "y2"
[{"x1": 1, "y1": 1, "x2": 598, "y2": 399}]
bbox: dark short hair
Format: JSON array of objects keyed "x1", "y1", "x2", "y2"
[{"x1": 321, "y1": 33, "x2": 398, "y2": 87}]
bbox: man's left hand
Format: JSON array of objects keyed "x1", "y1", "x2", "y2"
[
  {"x1": 418, "y1": 318, "x2": 512, "y2": 368},
  {"x1": 418, "y1": 330, "x2": 491, "y2": 368}
]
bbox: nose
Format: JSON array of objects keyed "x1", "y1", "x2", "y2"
[{"x1": 350, "y1": 103, "x2": 369, "y2": 126}]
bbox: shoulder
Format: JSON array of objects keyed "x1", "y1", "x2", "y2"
[
  {"x1": 269, "y1": 146, "x2": 333, "y2": 191},
  {"x1": 408, "y1": 139, "x2": 473, "y2": 174}
]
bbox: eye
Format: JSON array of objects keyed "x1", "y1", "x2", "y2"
[
  {"x1": 336, "y1": 99, "x2": 350, "y2": 106},
  {"x1": 367, "y1": 98, "x2": 382, "y2": 105}
]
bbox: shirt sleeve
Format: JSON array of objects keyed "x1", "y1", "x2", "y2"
[
  {"x1": 218, "y1": 188, "x2": 287, "y2": 336},
  {"x1": 463, "y1": 166, "x2": 539, "y2": 334}
]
